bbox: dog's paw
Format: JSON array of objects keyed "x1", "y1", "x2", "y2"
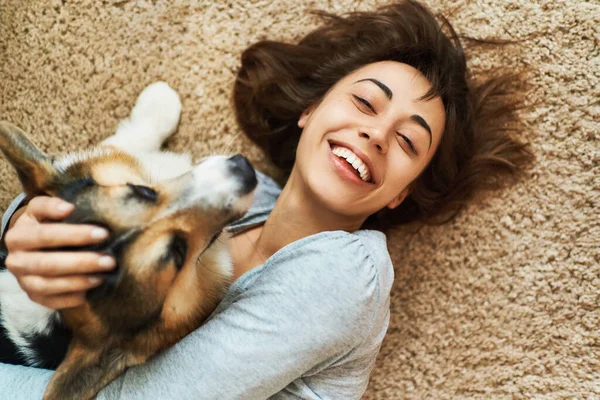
[{"x1": 129, "y1": 81, "x2": 182, "y2": 142}]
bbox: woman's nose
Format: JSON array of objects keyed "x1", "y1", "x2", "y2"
[{"x1": 359, "y1": 129, "x2": 388, "y2": 154}]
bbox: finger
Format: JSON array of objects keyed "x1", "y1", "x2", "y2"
[
  {"x1": 19, "y1": 274, "x2": 105, "y2": 297},
  {"x1": 6, "y1": 252, "x2": 116, "y2": 276},
  {"x1": 5, "y1": 223, "x2": 110, "y2": 251},
  {"x1": 25, "y1": 196, "x2": 75, "y2": 222},
  {"x1": 29, "y1": 292, "x2": 87, "y2": 310}
]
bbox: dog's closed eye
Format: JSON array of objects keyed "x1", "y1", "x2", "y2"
[{"x1": 127, "y1": 183, "x2": 158, "y2": 202}]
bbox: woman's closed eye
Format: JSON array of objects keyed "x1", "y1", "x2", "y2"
[
  {"x1": 352, "y1": 95, "x2": 376, "y2": 113},
  {"x1": 397, "y1": 133, "x2": 419, "y2": 156}
]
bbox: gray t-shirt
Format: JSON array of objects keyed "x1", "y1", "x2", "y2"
[{"x1": 0, "y1": 171, "x2": 394, "y2": 400}]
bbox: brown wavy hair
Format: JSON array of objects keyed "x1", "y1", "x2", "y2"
[{"x1": 233, "y1": 0, "x2": 534, "y2": 231}]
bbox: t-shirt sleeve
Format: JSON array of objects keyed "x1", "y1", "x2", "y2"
[
  {"x1": 98, "y1": 231, "x2": 380, "y2": 400},
  {"x1": 1, "y1": 193, "x2": 27, "y2": 245},
  {"x1": 226, "y1": 169, "x2": 281, "y2": 235}
]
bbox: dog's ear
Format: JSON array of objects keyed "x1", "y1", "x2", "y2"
[
  {"x1": 43, "y1": 340, "x2": 134, "y2": 400},
  {"x1": 0, "y1": 121, "x2": 58, "y2": 196}
]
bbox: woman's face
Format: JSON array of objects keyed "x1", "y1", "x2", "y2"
[{"x1": 294, "y1": 61, "x2": 445, "y2": 223}]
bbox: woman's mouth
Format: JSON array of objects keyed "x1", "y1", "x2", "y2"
[{"x1": 328, "y1": 143, "x2": 375, "y2": 186}]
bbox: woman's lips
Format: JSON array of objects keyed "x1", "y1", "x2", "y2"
[
  {"x1": 327, "y1": 139, "x2": 376, "y2": 184},
  {"x1": 328, "y1": 144, "x2": 374, "y2": 187}
]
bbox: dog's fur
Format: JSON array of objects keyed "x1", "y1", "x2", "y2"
[{"x1": 0, "y1": 82, "x2": 257, "y2": 400}]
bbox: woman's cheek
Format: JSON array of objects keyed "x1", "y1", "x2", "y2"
[
  {"x1": 320, "y1": 100, "x2": 355, "y2": 129},
  {"x1": 387, "y1": 157, "x2": 414, "y2": 188}
]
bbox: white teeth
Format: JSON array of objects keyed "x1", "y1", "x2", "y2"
[{"x1": 331, "y1": 145, "x2": 371, "y2": 182}]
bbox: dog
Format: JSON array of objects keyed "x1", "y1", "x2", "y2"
[{"x1": 0, "y1": 82, "x2": 257, "y2": 400}]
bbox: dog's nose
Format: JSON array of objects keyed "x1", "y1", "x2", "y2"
[
  {"x1": 227, "y1": 154, "x2": 257, "y2": 194},
  {"x1": 228, "y1": 154, "x2": 253, "y2": 174}
]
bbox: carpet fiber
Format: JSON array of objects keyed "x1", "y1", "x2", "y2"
[{"x1": 1, "y1": 0, "x2": 598, "y2": 398}]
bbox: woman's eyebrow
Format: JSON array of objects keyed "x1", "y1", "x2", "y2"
[
  {"x1": 411, "y1": 115, "x2": 433, "y2": 149},
  {"x1": 354, "y1": 78, "x2": 393, "y2": 100}
]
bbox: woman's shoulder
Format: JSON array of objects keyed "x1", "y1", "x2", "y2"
[
  {"x1": 259, "y1": 229, "x2": 394, "y2": 309},
  {"x1": 282, "y1": 228, "x2": 392, "y2": 275}
]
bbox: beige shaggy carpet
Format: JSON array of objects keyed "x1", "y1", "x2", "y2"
[{"x1": 1, "y1": 0, "x2": 598, "y2": 398}]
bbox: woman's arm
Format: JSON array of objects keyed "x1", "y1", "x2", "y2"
[{"x1": 96, "y1": 232, "x2": 378, "y2": 400}]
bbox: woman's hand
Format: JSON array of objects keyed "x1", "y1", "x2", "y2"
[{"x1": 4, "y1": 196, "x2": 116, "y2": 310}]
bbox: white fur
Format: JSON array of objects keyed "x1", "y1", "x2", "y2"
[
  {"x1": 52, "y1": 82, "x2": 192, "y2": 182},
  {"x1": 198, "y1": 233, "x2": 234, "y2": 279},
  {"x1": 102, "y1": 81, "x2": 183, "y2": 153},
  {"x1": 167, "y1": 155, "x2": 254, "y2": 214},
  {"x1": 0, "y1": 270, "x2": 57, "y2": 366},
  {"x1": 104, "y1": 81, "x2": 192, "y2": 181},
  {"x1": 133, "y1": 151, "x2": 192, "y2": 183}
]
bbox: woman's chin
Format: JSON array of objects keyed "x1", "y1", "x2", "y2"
[{"x1": 309, "y1": 175, "x2": 364, "y2": 212}]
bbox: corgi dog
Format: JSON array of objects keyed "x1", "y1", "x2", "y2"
[{"x1": 0, "y1": 82, "x2": 257, "y2": 400}]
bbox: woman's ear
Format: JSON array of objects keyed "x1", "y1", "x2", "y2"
[
  {"x1": 298, "y1": 106, "x2": 315, "y2": 128},
  {"x1": 387, "y1": 186, "x2": 411, "y2": 210}
]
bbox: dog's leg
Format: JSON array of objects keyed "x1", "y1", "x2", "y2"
[
  {"x1": 43, "y1": 340, "x2": 140, "y2": 400},
  {"x1": 102, "y1": 81, "x2": 182, "y2": 153}
]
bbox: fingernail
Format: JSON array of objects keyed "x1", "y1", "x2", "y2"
[
  {"x1": 98, "y1": 256, "x2": 115, "y2": 269},
  {"x1": 57, "y1": 203, "x2": 74, "y2": 213},
  {"x1": 91, "y1": 228, "x2": 109, "y2": 240},
  {"x1": 89, "y1": 276, "x2": 104, "y2": 285}
]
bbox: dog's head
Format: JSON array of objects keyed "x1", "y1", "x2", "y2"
[{"x1": 0, "y1": 121, "x2": 256, "y2": 338}]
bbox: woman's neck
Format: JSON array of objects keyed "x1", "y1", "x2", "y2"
[{"x1": 253, "y1": 169, "x2": 364, "y2": 261}]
